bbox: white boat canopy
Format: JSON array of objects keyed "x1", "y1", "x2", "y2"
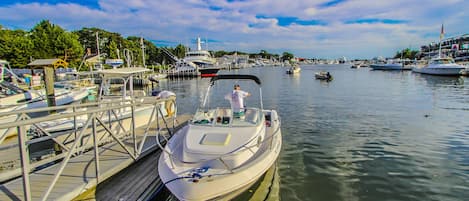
[{"x1": 97, "y1": 67, "x2": 149, "y2": 78}]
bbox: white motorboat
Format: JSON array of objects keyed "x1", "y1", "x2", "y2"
[
  {"x1": 184, "y1": 37, "x2": 217, "y2": 67},
  {"x1": 30, "y1": 67, "x2": 175, "y2": 136},
  {"x1": 158, "y1": 74, "x2": 282, "y2": 200},
  {"x1": 412, "y1": 57, "x2": 466, "y2": 76},
  {"x1": 286, "y1": 65, "x2": 301, "y2": 74},
  {"x1": 175, "y1": 37, "x2": 220, "y2": 77},
  {"x1": 351, "y1": 63, "x2": 361, "y2": 69},
  {"x1": 0, "y1": 87, "x2": 90, "y2": 143},
  {"x1": 315, "y1": 71, "x2": 333, "y2": 81},
  {"x1": 370, "y1": 59, "x2": 412, "y2": 70}
]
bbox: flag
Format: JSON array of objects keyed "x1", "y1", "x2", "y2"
[
  {"x1": 440, "y1": 24, "x2": 444, "y2": 40},
  {"x1": 451, "y1": 44, "x2": 459, "y2": 51}
]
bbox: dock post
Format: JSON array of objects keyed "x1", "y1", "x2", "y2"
[
  {"x1": 18, "y1": 124, "x2": 32, "y2": 201},
  {"x1": 44, "y1": 66, "x2": 56, "y2": 113}
]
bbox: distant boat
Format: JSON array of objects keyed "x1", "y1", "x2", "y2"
[
  {"x1": 370, "y1": 59, "x2": 412, "y2": 70},
  {"x1": 315, "y1": 71, "x2": 333, "y2": 81},
  {"x1": 183, "y1": 37, "x2": 220, "y2": 77},
  {"x1": 351, "y1": 63, "x2": 361, "y2": 69},
  {"x1": 286, "y1": 65, "x2": 301, "y2": 74},
  {"x1": 412, "y1": 57, "x2": 466, "y2": 76}
]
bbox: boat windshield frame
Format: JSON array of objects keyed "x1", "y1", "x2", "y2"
[{"x1": 197, "y1": 74, "x2": 264, "y2": 125}]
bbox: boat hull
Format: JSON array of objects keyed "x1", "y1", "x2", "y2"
[
  {"x1": 199, "y1": 68, "x2": 220, "y2": 77},
  {"x1": 0, "y1": 88, "x2": 90, "y2": 143},
  {"x1": 370, "y1": 64, "x2": 411, "y2": 70},
  {"x1": 159, "y1": 110, "x2": 282, "y2": 201},
  {"x1": 412, "y1": 66, "x2": 465, "y2": 75}
]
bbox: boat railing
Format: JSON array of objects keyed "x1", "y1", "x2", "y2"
[
  {"x1": 157, "y1": 109, "x2": 281, "y2": 172},
  {"x1": 0, "y1": 96, "x2": 176, "y2": 201}
]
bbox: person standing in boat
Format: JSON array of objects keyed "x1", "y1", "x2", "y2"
[{"x1": 225, "y1": 84, "x2": 250, "y2": 117}]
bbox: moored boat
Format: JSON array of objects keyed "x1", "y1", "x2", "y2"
[
  {"x1": 370, "y1": 59, "x2": 413, "y2": 70},
  {"x1": 158, "y1": 74, "x2": 282, "y2": 200},
  {"x1": 183, "y1": 37, "x2": 220, "y2": 77},
  {"x1": 412, "y1": 57, "x2": 466, "y2": 76},
  {"x1": 315, "y1": 71, "x2": 333, "y2": 81},
  {"x1": 286, "y1": 65, "x2": 301, "y2": 74}
]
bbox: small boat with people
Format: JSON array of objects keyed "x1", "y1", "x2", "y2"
[
  {"x1": 412, "y1": 57, "x2": 467, "y2": 76},
  {"x1": 315, "y1": 71, "x2": 333, "y2": 81},
  {"x1": 286, "y1": 64, "x2": 301, "y2": 74},
  {"x1": 158, "y1": 74, "x2": 282, "y2": 201}
]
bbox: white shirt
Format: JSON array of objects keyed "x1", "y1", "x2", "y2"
[
  {"x1": 156, "y1": 90, "x2": 176, "y2": 99},
  {"x1": 225, "y1": 90, "x2": 249, "y2": 112}
]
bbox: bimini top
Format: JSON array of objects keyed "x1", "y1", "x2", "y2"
[
  {"x1": 97, "y1": 67, "x2": 149, "y2": 77},
  {"x1": 210, "y1": 74, "x2": 261, "y2": 85}
]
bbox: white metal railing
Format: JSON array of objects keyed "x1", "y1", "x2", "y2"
[{"x1": 0, "y1": 96, "x2": 177, "y2": 201}]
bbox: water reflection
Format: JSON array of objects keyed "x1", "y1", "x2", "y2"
[{"x1": 414, "y1": 74, "x2": 464, "y2": 87}]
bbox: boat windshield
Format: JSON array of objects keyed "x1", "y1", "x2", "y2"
[{"x1": 431, "y1": 58, "x2": 454, "y2": 64}]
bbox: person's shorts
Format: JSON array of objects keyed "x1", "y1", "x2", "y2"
[{"x1": 233, "y1": 111, "x2": 245, "y2": 118}]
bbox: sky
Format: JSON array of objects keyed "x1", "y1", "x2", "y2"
[{"x1": 0, "y1": 0, "x2": 468, "y2": 59}]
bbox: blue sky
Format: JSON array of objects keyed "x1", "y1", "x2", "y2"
[{"x1": 0, "y1": 0, "x2": 468, "y2": 59}]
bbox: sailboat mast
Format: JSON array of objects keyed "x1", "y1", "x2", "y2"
[
  {"x1": 96, "y1": 32, "x2": 101, "y2": 69},
  {"x1": 438, "y1": 23, "x2": 444, "y2": 58},
  {"x1": 140, "y1": 37, "x2": 146, "y2": 67}
]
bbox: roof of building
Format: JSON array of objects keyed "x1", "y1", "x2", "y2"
[{"x1": 27, "y1": 59, "x2": 69, "y2": 68}]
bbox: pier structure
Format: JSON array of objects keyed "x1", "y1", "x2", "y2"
[{"x1": 0, "y1": 96, "x2": 188, "y2": 201}]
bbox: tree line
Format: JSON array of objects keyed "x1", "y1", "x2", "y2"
[{"x1": 0, "y1": 20, "x2": 295, "y2": 69}]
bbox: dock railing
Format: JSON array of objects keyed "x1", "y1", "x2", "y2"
[{"x1": 0, "y1": 96, "x2": 176, "y2": 201}]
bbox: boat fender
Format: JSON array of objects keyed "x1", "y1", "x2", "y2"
[{"x1": 257, "y1": 136, "x2": 262, "y2": 147}]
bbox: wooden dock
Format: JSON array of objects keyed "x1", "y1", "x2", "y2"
[{"x1": 0, "y1": 114, "x2": 191, "y2": 201}]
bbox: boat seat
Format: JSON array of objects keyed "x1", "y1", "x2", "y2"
[
  {"x1": 244, "y1": 109, "x2": 258, "y2": 124},
  {"x1": 192, "y1": 110, "x2": 215, "y2": 124}
]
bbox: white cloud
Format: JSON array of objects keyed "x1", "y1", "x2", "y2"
[{"x1": 0, "y1": 0, "x2": 468, "y2": 59}]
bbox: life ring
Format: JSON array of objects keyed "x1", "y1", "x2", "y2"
[{"x1": 165, "y1": 99, "x2": 175, "y2": 117}]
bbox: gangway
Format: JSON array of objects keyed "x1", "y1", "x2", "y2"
[{"x1": 0, "y1": 95, "x2": 181, "y2": 201}]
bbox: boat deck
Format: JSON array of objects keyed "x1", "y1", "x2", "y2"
[{"x1": 0, "y1": 114, "x2": 192, "y2": 201}]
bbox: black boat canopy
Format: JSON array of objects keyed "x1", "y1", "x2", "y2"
[{"x1": 210, "y1": 74, "x2": 262, "y2": 85}]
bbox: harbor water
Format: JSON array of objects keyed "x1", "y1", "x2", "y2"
[{"x1": 157, "y1": 65, "x2": 469, "y2": 201}]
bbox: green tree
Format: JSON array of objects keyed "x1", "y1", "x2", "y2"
[
  {"x1": 29, "y1": 20, "x2": 83, "y2": 66},
  {"x1": 0, "y1": 28, "x2": 33, "y2": 68},
  {"x1": 281, "y1": 52, "x2": 294, "y2": 61},
  {"x1": 173, "y1": 44, "x2": 186, "y2": 59},
  {"x1": 394, "y1": 48, "x2": 419, "y2": 59}
]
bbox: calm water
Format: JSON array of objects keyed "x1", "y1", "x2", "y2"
[{"x1": 157, "y1": 65, "x2": 469, "y2": 201}]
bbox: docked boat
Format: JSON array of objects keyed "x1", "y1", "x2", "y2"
[
  {"x1": 28, "y1": 67, "x2": 175, "y2": 136},
  {"x1": 183, "y1": 37, "x2": 220, "y2": 77},
  {"x1": 315, "y1": 71, "x2": 333, "y2": 81},
  {"x1": 0, "y1": 87, "x2": 90, "y2": 143},
  {"x1": 158, "y1": 74, "x2": 282, "y2": 200},
  {"x1": 286, "y1": 65, "x2": 301, "y2": 74},
  {"x1": 370, "y1": 59, "x2": 412, "y2": 70},
  {"x1": 412, "y1": 57, "x2": 466, "y2": 76}
]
